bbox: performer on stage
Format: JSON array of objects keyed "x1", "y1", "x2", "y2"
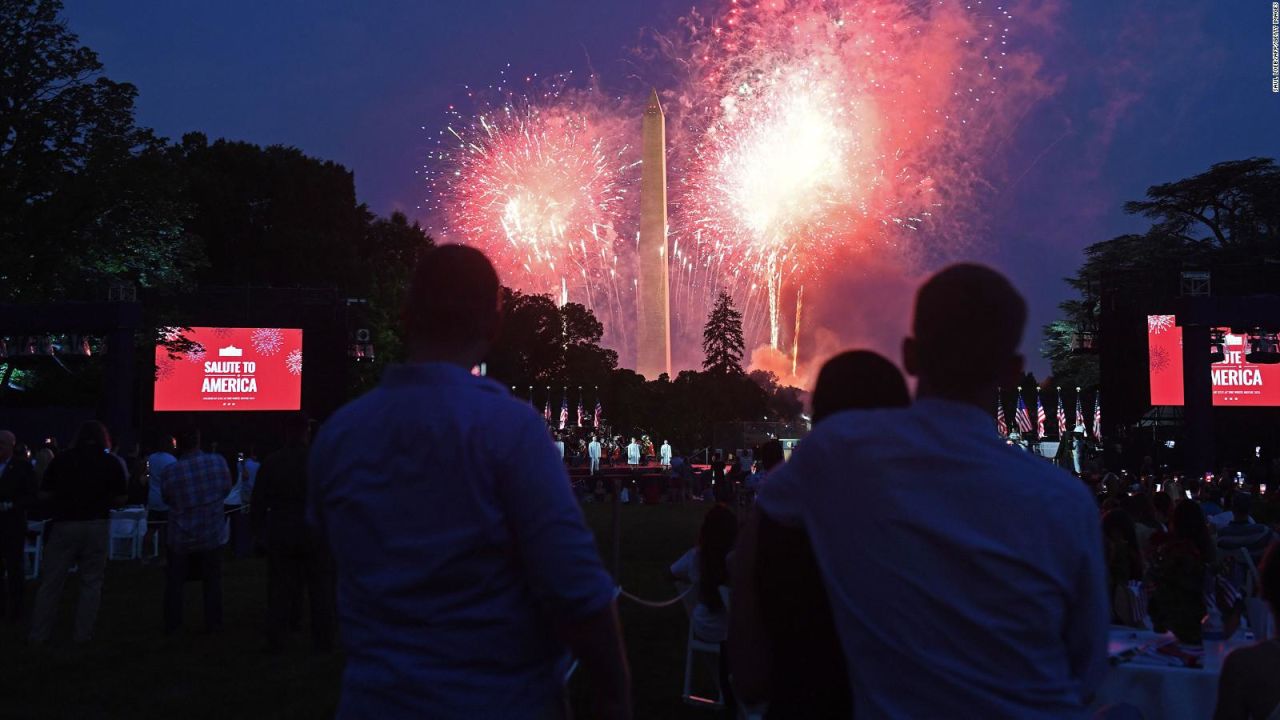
[
  {"x1": 660, "y1": 440, "x2": 672, "y2": 469},
  {"x1": 626, "y1": 438, "x2": 641, "y2": 467},
  {"x1": 588, "y1": 435, "x2": 602, "y2": 476},
  {"x1": 1071, "y1": 425, "x2": 1086, "y2": 474}
]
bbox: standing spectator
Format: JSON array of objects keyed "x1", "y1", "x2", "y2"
[
  {"x1": 1216, "y1": 493, "x2": 1275, "y2": 565},
  {"x1": 28, "y1": 421, "x2": 127, "y2": 645},
  {"x1": 252, "y1": 414, "x2": 334, "y2": 653},
  {"x1": 158, "y1": 427, "x2": 232, "y2": 635},
  {"x1": 736, "y1": 264, "x2": 1109, "y2": 717},
  {"x1": 309, "y1": 245, "x2": 629, "y2": 719},
  {"x1": 0, "y1": 430, "x2": 38, "y2": 623},
  {"x1": 225, "y1": 448, "x2": 259, "y2": 558},
  {"x1": 144, "y1": 433, "x2": 177, "y2": 558}
]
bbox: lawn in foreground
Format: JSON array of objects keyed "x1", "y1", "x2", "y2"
[{"x1": 0, "y1": 500, "x2": 719, "y2": 719}]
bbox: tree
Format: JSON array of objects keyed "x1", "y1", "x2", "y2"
[
  {"x1": 1043, "y1": 158, "x2": 1280, "y2": 390},
  {"x1": 702, "y1": 290, "x2": 745, "y2": 374},
  {"x1": 0, "y1": 0, "x2": 201, "y2": 301}
]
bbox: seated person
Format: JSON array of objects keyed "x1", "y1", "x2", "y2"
[
  {"x1": 671, "y1": 504, "x2": 738, "y2": 713},
  {"x1": 1214, "y1": 543, "x2": 1280, "y2": 720},
  {"x1": 739, "y1": 350, "x2": 909, "y2": 719},
  {"x1": 1217, "y1": 493, "x2": 1275, "y2": 565}
]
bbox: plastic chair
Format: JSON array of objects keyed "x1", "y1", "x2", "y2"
[
  {"x1": 681, "y1": 586, "x2": 730, "y2": 708},
  {"x1": 108, "y1": 508, "x2": 147, "y2": 560},
  {"x1": 24, "y1": 520, "x2": 47, "y2": 579}
]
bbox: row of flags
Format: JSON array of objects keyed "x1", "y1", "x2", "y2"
[
  {"x1": 541, "y1": 392, "x2": 604, "y2": 430},
  {"x1": 997, "y1": 388, "x2": 1101, "y2": 441}
]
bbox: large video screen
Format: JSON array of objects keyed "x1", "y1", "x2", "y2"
[
  {"x1": 1147, "y1": 315, "x2": 1280, "y2": 406},
  {"x1": 155, "y1": 327, "x2": 303, "y2": 411}
]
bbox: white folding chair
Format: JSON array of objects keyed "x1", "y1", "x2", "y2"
[
  {"x1": 24, "y1": 520, "x2": 47, "y2": 579},
  {"x1": 681, "y1": 586, "x2": 729, "y2": 708},
  {"x1": 108, "y1": 509, "x2": 147, "y2": 560}
]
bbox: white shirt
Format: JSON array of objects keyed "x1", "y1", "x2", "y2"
[
  {"x1": 660, "y1": 443, "x2": 672, "y2": 464},
  {"x1": 670, "y1": 548, "x2": 728, "y2": 643},
  {"x1": 626, "y1": 443, "x2": 641, "y2": 465},
  {"x1": 587, "y1": 441, "x2": 601, "y2": 460},
  {"x1": 554, "y1": 441, "x2": 565, "y2": 460},
  {"x1": 146, "y1": 451, "x2": 177, "y2": 511},
  {"x1": 757, "y1": 398, "x2": 1108, "y2": 719}
]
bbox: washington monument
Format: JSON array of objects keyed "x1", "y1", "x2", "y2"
[{"x1": 636, "y1": 88, "x2": 671, "y2": 380}]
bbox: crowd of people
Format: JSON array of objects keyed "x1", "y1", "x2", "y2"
[
  {"x1": 0, "y1": 416, "x2": 334, "y2": 652},
  {"x1": 2, "y1": 243, "x2": 1277, "y2": 720}
]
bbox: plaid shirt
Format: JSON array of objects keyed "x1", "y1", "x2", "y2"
[{"x1": 160, "y1": 451, "x2": 232, "y2": 552}]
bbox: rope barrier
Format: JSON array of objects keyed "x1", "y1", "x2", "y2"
[{"x1": 617, "y1": 584, "x2": 693, "y2": 609}]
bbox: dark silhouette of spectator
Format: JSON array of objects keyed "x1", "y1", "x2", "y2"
[
  {"x1": 28, "y1": 421, "x2": 127, "y2": 645},
  {"x1": 1214, "y1": 542, "x2": 1280, "y2": 720},
  {"x1": 252, "y1": 414, "x2": 334, "y2": 652},
  {"x1": 309, "y1": 244, "x2": 630, "y2": 719},
  {"x1": 0, "y1": 430, "x2": 38, "y2": 623},
  {"x1": 158, "y1": 427, "x2": 232, "y2": 635},
  {"x1": 736, "y1": 350, "x2": 909, "y2": 718},
  {"x1": 734, "y1": 264, "x2": 1109, "y2": 716}
]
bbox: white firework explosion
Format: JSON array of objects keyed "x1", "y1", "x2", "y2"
[
  {"x1": 251, "y1": 328, "x2": 284, "y2": 356},
  {"x1": 286, "y1": 349, "x2": 303, "y2": 376},
  {"x1": 1148, "y1": 315, "x2": 1175, "y2": 334}
]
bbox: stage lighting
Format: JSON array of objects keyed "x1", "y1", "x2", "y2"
[{"x1": 1245, "y1": 328, "x2": 1280, "y2": 364}]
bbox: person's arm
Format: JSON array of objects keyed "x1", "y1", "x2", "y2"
[
  {"x1": 496, "y1": 411, "x2": 630, "y2": 720},
  {"x1": 1063, "y1": 492, "x2": 1110, "y2": 705},
  {"x1": 728, "y1": 505, "x2": 770, "y2": 704}
]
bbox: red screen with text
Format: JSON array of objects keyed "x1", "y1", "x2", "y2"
[
  {"x1": 154, "y1": 327, "x2": 303, "y2": 411},
  {"x1": 1147, "y1": 315, "x2": 1280, "y2": 406}
]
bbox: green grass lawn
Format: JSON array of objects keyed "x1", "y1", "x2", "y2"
[{"x1": 0, "y1": 501, "x2": 722, "y2": 719}]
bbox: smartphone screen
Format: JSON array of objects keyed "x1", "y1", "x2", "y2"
[
  {"x1": 1184, "y1": 490, "x2": 1192, "y2": 500},
  {"x1": 1156, "y1": 483, "x2": 1163, "y2": 492}
]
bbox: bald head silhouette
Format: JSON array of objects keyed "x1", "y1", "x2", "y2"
[{"x1": 903, "y1": 263, "x2": 1026, "y2": 404}]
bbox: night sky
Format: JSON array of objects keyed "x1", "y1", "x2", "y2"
[{"x1": 62, "y1": 0, "x2": 1280, "y2": 376}]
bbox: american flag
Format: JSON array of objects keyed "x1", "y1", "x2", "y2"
[
  {"x1": 559, "y1": 396, "x2": 569, "y2": 430},
  {"x1": 1056, "y1": 394, "x2": 1068, "y2": 437},
  {"x1": 543, "y1": 397, "x2": 552, "y2": 423},
  {"x1": 1014, "y1": 394, "x2": 1033, "y2": 433},
  {"x1": 593, "y1": 399, "x2": 602, "y2": 428},
  {"x1": 1093, "y1": 393, "x2": 1102, "y2": 441},
  {"x1": 995, "y1": 393, "x2": 1008, "y2": 436},
  {"x1": 576, "y1": 399, "x2": 584, "y2": 427},
  {"x1": 1035, "y1": 391, "x2": 1046, "y2": 438},
  {"x1": 1073, "y1": 388, "x2": 1082, "y2": 430}
]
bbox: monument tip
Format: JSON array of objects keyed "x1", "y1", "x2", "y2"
[{"x1": 646, "y1": 87, "x2": 663, "y2": 114}]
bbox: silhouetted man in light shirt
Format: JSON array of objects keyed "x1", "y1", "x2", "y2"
[
  {"x1": 733, "y1": 264, "x2": 1108, "y2": 718},
  {"x1": 588, "y1": 435, "x2": 602, "y2": 475},
  {"x1": 309, "y1": 245, "x2": 630, "y2": 720}
]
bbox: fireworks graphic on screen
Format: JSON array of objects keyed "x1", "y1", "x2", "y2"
[
  {"x1": 1149, "y1": 346, "x2": 1170, "y2": 373},
  {"x1": 212, "y1": 328, "x2": 234, "y2": 339},
  {"x1": 155, "y1": 360, "x2": 174, "y2": 381},
  {"x1": 286, "y1": 349, "x2": 303, "y2": 376},
  {"x1": 251, "y1": 328, "x2": 284, "y2": 356},
  {"x1": 184, "y1": 344, "x2": 206, "y2": 364},
  {"x1": 1148, "y1": 315, "x2": 1175, "y2": 334}
]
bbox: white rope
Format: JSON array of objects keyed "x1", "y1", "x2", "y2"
[{"x1": 617, "y1": 584, "x2": 693, "y2": 609}]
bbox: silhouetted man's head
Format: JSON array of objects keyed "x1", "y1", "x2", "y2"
[
  {"x1": 903, "y1": 263, "x2": 1026, "y2": 402},
  {"x1": 811, "y1": 350, "x2": 910, "y2": 423},
  {"x1": 403, "y1": 244, "x2": 502, "y2": 365}
]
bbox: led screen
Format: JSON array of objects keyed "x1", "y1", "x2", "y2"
[{"x1": 154, "y1": 327, "x2": 303, "y2": 411}]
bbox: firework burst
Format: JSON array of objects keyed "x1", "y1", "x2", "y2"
[
  {"x1": 671, "y1": 0, "x2": 1039, "y2": 353},
  {"x1": 251, "y1": 328, "x2": 284, "y2": 356},
  {"x1": 426, "y1": 77, "x2": 636, "y2": 345},
  {"x1": 1148, "y1": 315, "x2": 1175, "y2": 334},
  {"x1": 286, "y1": 348, "x2": 303, "y2": 376}
]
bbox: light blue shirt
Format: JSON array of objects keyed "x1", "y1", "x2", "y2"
[
  {"x1": 758, "y1": 397, "x2": 1109, "y2": 719},
  {"x1": 309, "y1": 362, "x2": 614, "y2": 719}
]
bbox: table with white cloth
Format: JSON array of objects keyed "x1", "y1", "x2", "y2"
[{"x1": 1094, "y1": 627, "x2": 1254, "y2": 720}]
